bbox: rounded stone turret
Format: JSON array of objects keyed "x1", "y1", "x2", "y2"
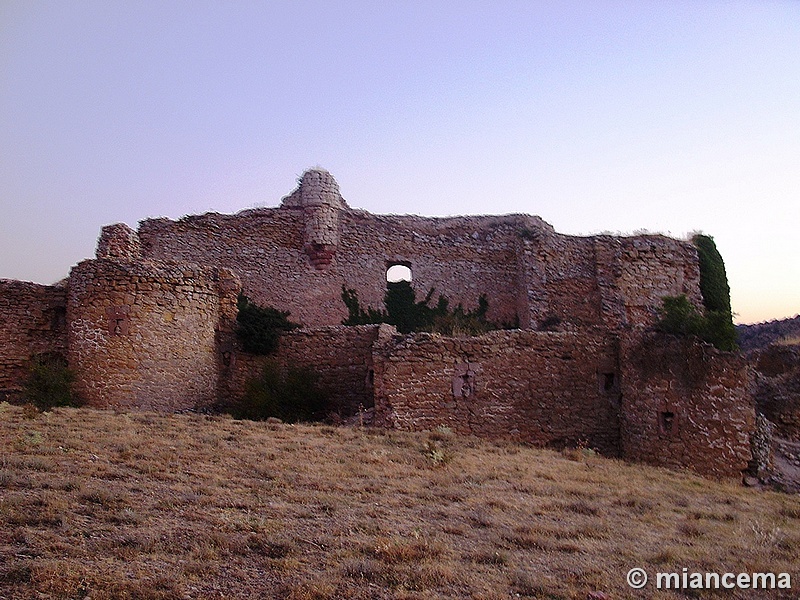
[
  {"x1": 281, "y1": 168, "x2": 347, "y2": 268},
  {"x1": 281, "y1": 168, "x2": 348, "y2": 210}
]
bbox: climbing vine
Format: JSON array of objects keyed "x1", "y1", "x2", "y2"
[
  {"x1": 341, "y1": 281, "x2": 499, "y2": 335},
  {"x1": 236, "y1": 294, "x2": 300, "y2": 355}
]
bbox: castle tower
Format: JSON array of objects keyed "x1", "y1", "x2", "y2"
[{"x1": 281, "y1": 168, "x2": 347, "y2": 268}]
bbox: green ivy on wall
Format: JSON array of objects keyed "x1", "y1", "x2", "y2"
[{"x1": 656, "y1": 234, "x2": 737, "y2": 351}]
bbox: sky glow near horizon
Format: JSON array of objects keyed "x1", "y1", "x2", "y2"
[{"x1": 1, "y1": 1, "x2": 798, "y2": 325}]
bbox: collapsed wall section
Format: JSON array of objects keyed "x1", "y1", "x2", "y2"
[
  {"x1": 0, "y1": 280, "x2": 68, "y2": 401},
  {"x1": 67, "y1": 259, "x2": 239, "y2": 411},
  {"x1": 750, "y1": 344, "x2": 800, "y2": 442},
  {"x1": 619, "y1": 332, "x2": 754, "y2": 479},
  {"x1": 372, "y1": 329, "x2": 622, "y2": 453}
]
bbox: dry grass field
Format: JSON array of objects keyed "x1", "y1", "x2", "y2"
[{"x1": 1, "y1": 403, "x2": 798, "y2": 599}]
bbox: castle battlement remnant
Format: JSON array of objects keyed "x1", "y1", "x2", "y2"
[{"x1": 0, "y1": 168, "x2": 754, "y2": 479}]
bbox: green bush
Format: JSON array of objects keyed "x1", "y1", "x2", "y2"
[
  {"x1": 692, "y1": 234, "x2": 732, "y2": 313},
  {"x1": 657, "y1": 295, "x2": 706, "y2": 338},
  {"x1": 236, "y1": 294, "x2": 299, "y2": 355},
  {"x1": 233, "y1": 359, "x2": 327, "y2": 423},
  {"x1": 702, "y1": 308, "x2": 738, "y2": 352},
  {"x1": 23, "y1": 353, "x2": 78, "y2": 411},
  {"x1": 690, "y1": 234, "x2": 737, "y2": 351},
  {"x1": 657, "y1": 295, "x2": 738, "y2": 351},
  {"x1": 341, "y1": 282, "x2": 497, "y2": 335}
]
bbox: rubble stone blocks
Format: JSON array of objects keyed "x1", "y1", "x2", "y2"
[
  {"x1": 619, "y1": 332, "x2": 754, "y2": 479},
  {"x1": 751, "y1": 344, "x2": 800, "y2": 441},
  {"x1": 372, "y1": 328, "x2": 623, "y2": 454},
  {"x1": 137, "y1": 168, "x2": 702, "y2": 331}
]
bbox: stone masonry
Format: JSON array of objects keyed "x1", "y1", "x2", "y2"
[
  {"x1": 67, "y1": 257, "x2": 240, "y2": 411},
  {"x1": 0, "y1": 168, "x2": 755, "y2": 479},
  {"x1": 136, "y1": 169, "x2": 702, "y2": 331},
  {"x1": 372, "y1": 328, "x2": 622, "y2": 454},
  {"x1": 0, "y1": 279, "x2": 67, "y2": 401},
  {"x1": 619, "y1": 332, "x2": 754, "y2": 478}
]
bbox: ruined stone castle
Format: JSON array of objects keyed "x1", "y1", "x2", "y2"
[{"x1": 0, "y1": 169, "x2": 754, "y2": 478}]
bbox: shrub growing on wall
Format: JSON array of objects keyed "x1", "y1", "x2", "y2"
[
  {"x1": 236, "y1": 294, "x2": 299, "y2": 355},
  {"x1": 692, "y1": 234, "x2": 732, "y2": 314},
  {"x1": 341, "y1": 282, "x2": 495, "y2": 335},
  {"x1": 657, "y1": 295, "x2": 738, "y2": 351},
  {"x1": 233, "y1": 359, "x2": 328, "y2": 422},
  {"x1": 691, "y1": 234, "x2": 737, "y2": 351},
  {"x1": 23, "y1": 353, "x2": 78, "y2": 411},
  {"x1": 657, "y1": 295, "x2": 707, "y2": 338}
]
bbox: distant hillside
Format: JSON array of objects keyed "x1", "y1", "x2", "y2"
[{"x1": 737, "y1": 315, "x2": 800, "y2": 352}]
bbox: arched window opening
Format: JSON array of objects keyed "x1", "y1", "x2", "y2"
[{"x1": 386, "y1": 264, "x2": 412, "y2": 283}]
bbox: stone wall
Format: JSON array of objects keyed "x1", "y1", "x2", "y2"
[
  {"x1": 135, "y1": 169, "x2": 702, "y2": 333},
  {"x1": 752, "y1": 344, "x2": 800, "y2": 441},
  {"x1": 137, "y1": 208, "x2": 536, "y2": 330},
  {"x1": 372, "y1": 328, "x2": 622, "y2": 454},
  {"x1": 67, "y1": 258, "x2": 239, "y2": 411},
  {"x1": 227, "y1": 325, "x2": 389, "y2": 418},
  {"x1": 611, "y1": 236, "x2": 703, "y2": 327},
  {"x1": 619, "y1": 332, "x2": 755, "y2": 479},
  {"x1": 0, "y1": 280, "x2": 68, "y2": 400},
  {"x1": 0, "y1": 168, "x2": 748, "y2": 481}
]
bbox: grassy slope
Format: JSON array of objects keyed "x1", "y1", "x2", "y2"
[{"x1": 0, "y1": 404, "x2": 798, "y2": 600}]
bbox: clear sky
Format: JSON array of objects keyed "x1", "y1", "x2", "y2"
[{"x1": 1, "y1": 1, "x2": 798, "y2": 325}]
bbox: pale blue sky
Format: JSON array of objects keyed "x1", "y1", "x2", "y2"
[{"x1": 1, "y1": 1, "x2": 798, "y2": 324}]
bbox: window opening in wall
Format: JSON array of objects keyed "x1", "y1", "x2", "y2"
[
  {"x1": 49, "y1": 306, "x2": 67, "y2": 331},
  {"x1": 660, "y1": 411, "x2": 675, "y2": 434},
  {"x1": 601, "y1": 372, "x2": 616, "y2": 393},
  {"x1": 105, "y1": 306, "x2": 130, "y2": 336},
  {"x1": 386, "y1": 264, "x2": 412, "y2": 283}
]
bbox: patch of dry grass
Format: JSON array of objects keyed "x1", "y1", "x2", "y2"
[
  {"x1": 775, "y1": 334, "x2": 800, "y2": 347},
  {"x1": 0, "y1": 403, "x2": 798, "y2": 599}
]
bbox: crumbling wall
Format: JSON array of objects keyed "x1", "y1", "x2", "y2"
[
  {"x1": 227, "y1": 325, "x2": 387, "y2": 418},
  {"x1": 138, "y1": 208, "x2": 535, "y2": 330},
  {"x1": 610, "y1": 236, "x2": 703, "y2": 327},
  {"x1": 67, "y1": 259, "x2": 239, "y2": 411},
  {"x1": 535, "y1": 234, "x2": 602, "y2": 329},
  {"x1": 134, "y1": 170, "x2": 701, "y2": 334},
  {"x1": 96, "y1": 222, "x2": 142, "y2": 260},
  {"x1": 751, "y1": 344, "x2": 800, "y2": 441},
  {"x1": 619, "y1": 332, "x2": 754, "y2": 479},
  {"x1": 372, "y1": 328, "x2": 622, "y2": 453},
  {"x1": 0, "y1": 280, "x2": 68, "y2": 400}
]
